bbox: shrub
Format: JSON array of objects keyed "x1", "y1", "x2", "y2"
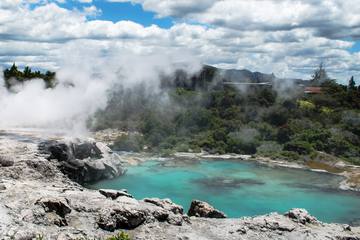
[
  {"x1": 288, "y1": 119, "x2": 321, "y2": 135},
  {"x1": 174, "y1": 143, "x2": 191, "y2": 152},
  {"x1": 284, "y1": 140, "x2": 313, "y2": 155},
  {"x1": 292, "y1": 129, "x2": 331, "y2": 151},
  {"x1": 278, "y1": 151, "x2": 301, "y2": 161},
  {"x1": 106, "y1": 232, "x2": 131, "y2": 240},
  {"x1": 256, "y1": 142, "x2": 283, "y2": 155},
  {"x1": 36, "y1": 235, "x2": 44, "y2": 240},
  {"x1": 342, "y1": 110, "x2": 360, "y2": 135},
  {"x1": 159, "y1": 148, "x2": 175, "y2": 157},
  {"x1": 112, "y1": 134, "x2": 144, "y2": 152},
  {"x1": 297, "y1": 100, "x2": 315, "y2": 111},
  {"x1": 250, "y1": 122, "x2": 277, "y2": 141},
  {"x1": 320, "y1": 106, "x2": 333, "y2": 115},
  {"x1": 277, "y1": 127, "x2": 291, "y2": 144},
  {"x1": 326, "y1": 136, "x2": 353, "y2": 157},
  {"x1": 263, "y1": 106, "x2": 289, "y2": 126},
  {"x1": 227, "y1": 130, "x2": 260, "y2": 154}
]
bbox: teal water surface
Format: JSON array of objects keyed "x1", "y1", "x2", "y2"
[{"x1": 90, "y1": 159, "x2": 360, "y2": 225}]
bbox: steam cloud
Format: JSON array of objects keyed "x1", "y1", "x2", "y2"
[{"x1": 0, "y1": 43, "x2": 201, "y2": 135}]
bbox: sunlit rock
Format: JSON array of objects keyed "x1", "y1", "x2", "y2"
[
  {"x1": 188, "y1": 200, "x2": 227, "y2": 218},
  {"x1": 39, "y1": 139, "x2": 126, "y2": 184},
  {"x1": 99, "y1": 189, "x2": 133, "y2": 199}
]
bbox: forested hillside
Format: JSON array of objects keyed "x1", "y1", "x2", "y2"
[
  {"x1": 92, "y1": 65, "x2": 360, "y2": 165},
  {"x1": 2, "y1": 64, "x2": 360, "y2": 165}
]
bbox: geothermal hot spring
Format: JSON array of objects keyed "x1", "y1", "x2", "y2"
[
  {"x1": 91, "y1": 159, "x2": 360, "y2": 225},
  {"x1": 2, "y1": 130, "x2": 360, "y2": 225}
]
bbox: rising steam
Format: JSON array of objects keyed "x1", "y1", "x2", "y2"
[{"x1": 0, "y1": 43, "x2": 201, "y2": 135}]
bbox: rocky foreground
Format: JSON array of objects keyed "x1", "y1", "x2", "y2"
[{"x1": 0, "y1": 131, "x2": 359, "y2": 240}]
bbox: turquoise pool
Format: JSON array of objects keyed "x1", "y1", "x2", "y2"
[{"x1": 90, "y1": 159, "x2": 360, "y2": 225}]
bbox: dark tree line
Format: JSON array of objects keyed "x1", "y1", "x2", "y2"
[{"x1": 3, "y1": 63, "x2": 56, "y2": 89}]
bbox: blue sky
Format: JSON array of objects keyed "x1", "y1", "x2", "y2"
[
  {"x1": 60, "y1": 1, "x2": 174, "y2": 28},
  {"x1": 350, "y1": 41, "x2": 360, "y2": 53}
]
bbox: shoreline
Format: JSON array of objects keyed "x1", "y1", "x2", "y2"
[
  {"x1": 91, "y1": 128, "x2": 360, "y2": 192},
  {"x1": 117, "y1": 151, "x2": 360, "y2": 192},
  {"x1": 2, "y1": 127, "x2": 358, "y2": 192}
]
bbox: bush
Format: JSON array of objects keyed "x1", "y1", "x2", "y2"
[
  {"x1": 256, "y1": 142, "x2": 283, "y2": 155},
  {"x1": 191, "y1": 131, "x2": 216, "y2": 150},
  {"x1": 250, "y1": 122, "x2": 277, "y2": 141},
  {"x1": 106, "y1": 231, "x2": 131, "y2": 240},
  {"x1": 277, "y1": 127, "x2": 291, "y2": 144},
  {"x1": 174, "y1": 143, "x2": 190, "y2": 152},
  {"x1": 292, "y1": 129, "x2": 331, "y2": 151},
  {"x1": 342, "y1": 110, "x2": 360, "y2": 135},
  {"x1": 278, "y1": 151, "x2": 301, "y2": 161},
  {"x1": 158, "y1": 141, "x2": 174, "y2": 150},
  {"x1": 159, "y1": 148, "x2": 175, "y2": 157},
  {"x1": 264, "y1": 106, "x2": 289, "y2": 126},
  {"x1": 326, "y1": 136, "x2": 354, "y2": 157},
  {"x1": 347, "y1": 157, "x2": 360, "y2": 166},
  {"x1": 227, "y1": 130, "x2": 260, "y2": 154},
  {"x1": 320, "y1": 106, "x2": 333, "y2": 115},
  {"x1": 288, "y1": 119, "x2": 321, "y2": 135},
  {"x1": 112, "y1": 134, "x2": 144, "y2": 152},
  {"x1": 298, "y1": 100, "x2": 315, "y2": 111},
  {"x1": 284, "y1": 140, "x2": 313, "y2": 155}
]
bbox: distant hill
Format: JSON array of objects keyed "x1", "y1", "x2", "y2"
[
  {"x1": 161, "y1": 65, "x2": 305, "y2": 90},
  {"x1": 218, "y1": 68, "x2": 276, "y2": 84}
]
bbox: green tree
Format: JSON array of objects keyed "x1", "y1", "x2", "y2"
[
  {"x1": 348, "y1": 76, "x2": 356, "y2": 90},
  {"x1": 3, "y1": 63, "x2": 56, "y2": 89},
  {"x1": 311, "y1": 63, "x2": 329, "y2": 85},
  {"x1": 23, "y1": 66, "x2": 32, "y2": 78},
  {"x1": 284, "y1": 140, "x2": 313, "y2": 155}
]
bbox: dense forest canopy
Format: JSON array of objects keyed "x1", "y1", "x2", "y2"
[
  {"x1": 93, "y1": 64, "x2": 360, "y2": 165},
  {"x1": 2, "y1": 63, "x2": 360, "y2": 165}
]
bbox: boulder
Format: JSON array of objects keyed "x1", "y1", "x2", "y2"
[
  {"x1": 167, "y1": 214, "x2": 185, "y2": 226},
  {"x1": 150, "y1": 208, "x2": 169, "y2": 222},
  {"x1": 36, "y1": 197, "x2": 71, "y2": 218},
  {"x1": 142, "y1": 198, "x2": 189, "y2": 226},
  {"x1": 39, "y1": 140, "x2": 102, "y2": 161},
  {"x1": 39, "y1": 141, "x2": 70, "y2": 162},
  {"x1": 99, "y1": 189, "x2": 133, "y2": 199},
  {"x1": 39, "y1": 140, "x2": 126, "y2": 184},
  {"x1": 285, "y1": 208, "x2": 318, "y2": 225},
  {"x1": 97, "y1": 208, "x2": 146, "y2": 231},
  {"x1": 144, "y1": 198, "x2": 184, "y2": 214},
  {"x1": 0, "y1": 156, "x2": 14, "y2": 167},
  {"x1": 73, "y1": 142, "x2": 102, "y2": 160},
  {"x1": 262, "y1": 214, "x2": 296, "y2": 232},
  {"x1": 188, "y1": 200, "x2": 227, "y2": 218}
]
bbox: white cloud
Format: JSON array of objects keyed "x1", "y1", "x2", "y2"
[
  {"x1": 83, "y1": 5, "x2": 101, "y2": 17},
  {"x1": 0, "y1": 1, "x2": 359, "y2": 83},
  {"x1": 115, "y1": 0, "x2": 360, "y2": 40}
]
